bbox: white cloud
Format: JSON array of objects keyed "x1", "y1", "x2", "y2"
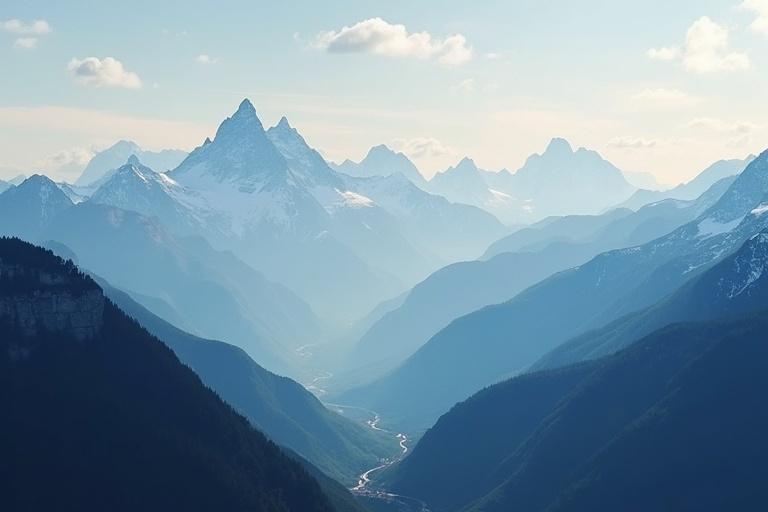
[
  {"x1": 314, "y1": 17, "x2": 472, "y2": 67},
  {"x1": 687, "y1": 117, "x2": 759, "y2": 149},
  {"x1": 608, "y1": 136, "x2": 658, "y2": 149},
  {"x1": 68, "y1": 57, "x2": 143, "y2": 89},
  {"x1": 687, "y1": 117, "x2": 758, "y2": 134},
  {"x1": 196, "y1": 54, "x2": 218, "y2": 64},
  {"x1": 451, "y1": 78, "x2": 476, "y2": 94},
  {"x1": 2, "y1": 19, "x2": 51, "y2": 35},
  {"x1": 37, "y1": 147, "x2": 94, "y2": 177},
  {"x1": 13, "y1": 37, "x2": 37, "y2": 49},
  {"x1": 740, "y1": 0, "x2": 768, "y2": 35},
  {"x1": 632, "y1": 88, "x2": 699, "y2": 107},
  {"x1": 647, "y1": 17, "x2": 750, "y2": 73},
  {"x1": 392, "y1": 137, "x2": 454, "y2": 159},
  {"x1": 646, "y1": 47, "x2": 680, "y2": 61},
  {"x1": 484, "y1": 52, "x2": 502, "y2": 60},
  {"x1": 0, "y1": 105, "x2": 209, "y2": 179}
]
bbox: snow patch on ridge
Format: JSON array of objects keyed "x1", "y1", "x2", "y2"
[
  {"x1": 696, "y1": 216, "x2": 743, "y2": 239},
  {"x1": 338, "y1": 190, "x2": 375, "y2": 208}
]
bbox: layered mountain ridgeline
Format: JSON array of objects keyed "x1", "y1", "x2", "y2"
[
  {"x1": 386, "y1": 310, "x2": 768, "y2": 512},
  {"x1": 75, "y1": 100, "x2": 503, "y2": 325},
  {"x1": 533, "y1": 227, "x2": 768, "y2": 369},
  {"x1": 0, "y1": 238, "x2": 341, "y2": 512},
  {"x1": 482, "y1": 171, "x2": 735, "y2": 260},
  {"x1": 427, "y1": 138, "x2": 636, "y2": 225},
  {"x1": 0, "y1": 174, "x2": 326, "y2": 377},
  {"x1": 339, "y1": 150, "x2": 768, "y2": 432},
  {"x1": 76, "y1": 140, "x2": 188, "y2": 186},
  {"x1": 340, "y1": 172, "x2": 505, "y2": 264},
  {"x1": 165, "y1": 101, "x2": 426, "y2": 322},
  {"x1": 99, "y1": 280, "x2": 396, "y2": 486},
  {"x1": 388, "y1": 226, "x2": 768, "y2": 509},
  {"x1": 617, "y1": 155, "x2": 755, "y2": 211},
  {"x1": 340, "y1": 171, "x2": 733, "y2": 396},
  {"x1": 0, "y1": 174, "x2": 74, "y2": 240},
  {"x1": 333, "y1": 144, "x2": 428, "y2": 188}
]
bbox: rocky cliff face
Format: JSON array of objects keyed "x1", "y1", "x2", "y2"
[{"x1": 0, "y1": 262, "x2": 104, "y2": 342}]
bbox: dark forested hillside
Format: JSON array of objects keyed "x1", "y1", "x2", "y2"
[
  {"x1": 100, "y1": 280, "x2": 394, "y2": 486},
  {"x1": 0, "y1": 238, "x2": 335, "y2": 512},
  {"x1": 387, "y1": 312, "x2": 768, "y2": 512}
]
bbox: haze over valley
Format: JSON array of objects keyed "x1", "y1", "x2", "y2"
[{"x1": 3, "y1": 2, "x2": 768, "y2": 511}]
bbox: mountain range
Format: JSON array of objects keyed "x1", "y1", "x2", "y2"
[
  {"x1": 75, "y1": 140, "x2": 188, "y2": 186},
  {"x1": 385, "y1": 225, "x2": 768, "y2": 510},
  {"x1": 0, "y1": 174, "x2": 324, "y2": 377},
  {"x1": 387, "y1": 306, "x2": 768, "y2": 511},
  {"x1": 333, "y1": 144, "x2": 428, "y2": 188},
  {"x1": 0, "y1": 238, "x2": 344, "y2": 512},
  {"x1": 427, "y1": 138, "x2": 636, "y2": 225},
  {"x1": 338, "y1": 149, "x2": 768, "y2": 432},
  {"x1": 93, "y1": 275, "x2": 395, "y2": 486},
  {"x1": 80, "y1": 101, "x2": 504, "y2": 324},
  {"x1": 339, "y1": 167, "x2": 735, "y2": 391},
  {"x1": 617, "y1": 155, "x2": 755, "y2": 211}
]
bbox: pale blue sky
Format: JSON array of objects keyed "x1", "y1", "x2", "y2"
[{"x1": 1, "y1": 0, "x2": 766, "y2": 183}]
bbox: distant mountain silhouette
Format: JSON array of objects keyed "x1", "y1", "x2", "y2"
[
  {"x1": 76, "y1": 140, "x2": 187, "y2": 186},
  {"x1": 334, "y1": 144, "x2": 427, "y2": 187},
  {"x1": 339, "y1": 150, "x2": 768, "y2": 432}
]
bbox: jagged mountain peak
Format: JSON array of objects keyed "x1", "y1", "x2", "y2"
[
  {"x1": 234, "y1": 97, "x2": 257, "y2": 118},
  {"x1": 171, "y1": 99, "x2": 288, "y2": 186},
  {"x1": 275, "y1": 116, "x2": 292, "y2": 130},
  {"x1": 544, "y1": 137, "x2": 574, "y2": 155},
  {"x1": 266, "y1": 116, "x2": 343, "y2": 189},
  {"x1": 335, "y1": 144, "x2": 426, "y2": 186},
  {"x1": 22, "y1": 173, "x2": 58, "y2": 188},
  {"x1": 705, "y1": 149, "x2": 768, "y2": 223},
  {"x1": 213, "y1": 98, "x2": 267, "y2": 141},
  {"x1": 268, "y1": 116, "x2": 300, "y2": 139},
  {"x1": 126, "y1": 154, "x2": 141, "y2": 166},
  {"x1": 367, "y1": 144, "x2": 395, "y2": 156},
  {"x1": 455, "y1": 156, "x2": 478, "y2": 170}
]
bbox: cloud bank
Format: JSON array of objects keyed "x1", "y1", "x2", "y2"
[
  {"x1": 315, "y1": 18, "x2": 472, "y2": 67},
  {"x1": 68, "y1": 57, "x2": 143, "y2": 89},
  {"x1": 648, "y1": 16, "x2": 750, "y2": 73}
]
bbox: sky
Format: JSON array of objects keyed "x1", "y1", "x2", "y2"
[{"x1": 1, "y1": 0, "x2": 767, "y2": 184}]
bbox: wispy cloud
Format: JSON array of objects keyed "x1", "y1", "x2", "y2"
[
  {"x1": 687, "y1": 117, "x2": 759, "y2": 148},
  {"x1": 686, "y1": 117, "x2": 758, "y2": 134},
  {"x1": 451, "y1": 78, "x2": 476, "y2": 94},
  {"x1": 646, "y1": 47, "x2": 680, "y2": 61},
  {"x1": 392, "y1": 137, "x2": 454, "y2": 159},
  {"x1": 740, "y1": 0, "x2": 768, "y2": 35},
  {"x1": 2, "y1": 19, "x2": 51, "y2": 35},
  {"x1": 608, "y1": 136, "x2": 658, "y2": 149},
  {"x1": 314, "y1": 18, "x2": 472, "y2": 67},
  {"x1": 632, "y1": 88, "x2": 700, "y2": 108},
  {"x1": 647, "y1": 16, "x2": 749, "y2": 73},
  {"x1": 196, "y1": 54, "x2": 218, "y2": 64},
  {"x1": 68, "y1": 57, "x2": 143, "y2": 89},
  {"x1": 3, "y1": 19, "x2": 52, "y2": 49},
  {"x1": 13, "y1": 37, "x2": 38, "y2": 49},
  {"x1": 36, "y1": 147, "x2": 95, "y2": 177}
]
